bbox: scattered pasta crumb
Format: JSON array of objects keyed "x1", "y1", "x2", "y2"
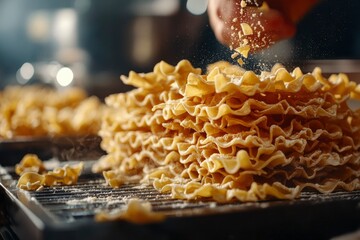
[
  {"x1": 228, "y1": 1, "x2": 274, "y2": 66},
  {"x1": 95, "y1": 198, "x2": 165, "y2": 224}
]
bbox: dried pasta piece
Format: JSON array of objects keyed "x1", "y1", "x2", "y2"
[
  {"x1": 17, "y1": 172, "x2": 45, "y2": 191},
  {"x1": 95, "y1": 198, "x2": 165, "y2": 224},
  {"x1": 103, "y1": 169, "x2": 142, "y2": 188},
  {"x1": 15, "y1": 154, "x2": 46, "y2": 175},
  {"x1": 240, "y1": 23, "x2": 253, "y2": 36},
  {"x1": 235, "y1": 45, "x2": 251, "y2": 58},
  {"x1": 16, "y1": 154, "x2": 84, "y2": 191},
  {"x1": 43, "y1": 162, "x2": 84, "y2": 186}
]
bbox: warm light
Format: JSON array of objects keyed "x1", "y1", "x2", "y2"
[
  {"x1": 132, "y1": 17, "x2": 154, "y2": 65},
  {"x1": 53, "y1": 9, "x2": 77, "y2": 47},
  {"x1": 17, "y1": 62, "x2": 35, "y2": 84},
  {"x1": 56, "y1": 67, "x2": 74, "y2": 87},
  {"x1": 20, "y1": 62, "x2": 35, "y2": 80},
  {"x1": 133, "y1": 0, "x2": 180, "y2": 16},
  {"x1": 27, "y1": 11, "x2": 50, "y2": 42},
  {"x1": 47, "y1": 62, "x2": 62, "y2": 80},
  {"x1": 186, "y1": 0, "x2": 208, "y2": 15}
]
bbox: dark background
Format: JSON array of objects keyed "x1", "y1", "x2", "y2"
[{"x1": 0, "y1": 0, "x2": 359, "y2": 96}]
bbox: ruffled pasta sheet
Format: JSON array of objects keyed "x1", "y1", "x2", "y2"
[
  {"x1": 100, "y1": 110, "x2": 165, "y2": 136},
  {"x1": 148, "y1": 153, "x2": 359, "y2": 202},
  {"x1": 141, "y1": 135, "x2": 358, "y2": 177},
  {"x1": 15, "y1": 154, "x2": 46, "y2": 175},
  {"x1": 45, "y1": 96, "x2": 105, "y2": 135},
  {"x1": 93, "y1": 131, "x2": 187, "y2": 173},
  {"x1": 157, "y1": 92, "x2": 352, "y2": 122},
  {"x1": 101, "y1": 60, "x2": 199, "y2": 134},
  {"x1": 100, "y1": 60, "x2": 200, "y2": 130},
  {"x1": 176, "y1": 116, "x2": 359, "y2": 182},
  {"x1": 95, "y1": 198, "x2": 165, "y2": 223},
  {"x1": 0, "y1": 86, "x2": 104, "y2": 138},
  {"x1": 97, "y1": 126, "x2": 360, "y2": 200},
  {"x1": 150, "y1": 174, "x2": 360, "y2": 202},
  {"x1": 195, "y1": 62, "x2": 360, "y2": 99},
  {"x1": 151, "y1": 176, "x2": 301, "y2": 202},
  {"x1": 121, "y1": 60, "x2": 201, "y2": 91},
  {"x1": 97, "y1": 60, "x2": 201, "y2": 172},
  {"x1": 17, "y1": 162, "x2": 84, "y2": 191},
  {"x1": 98, "y1": 60, "x2": 360, "y2": 201},
  {"x1": 1, "y1": 85, "x2": 87, "y2": 108}
]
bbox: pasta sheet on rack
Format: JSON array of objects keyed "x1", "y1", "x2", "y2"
[
  {"x1": 95, "y1": 60, "x2": 360, "y2": 202},
  {"x1": 16, "y1": 154, "x2": 84, "y2": 191}
]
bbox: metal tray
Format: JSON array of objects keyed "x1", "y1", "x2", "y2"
[{"x1": 1, "y1": 161, "x2": 360, "y2": 240}]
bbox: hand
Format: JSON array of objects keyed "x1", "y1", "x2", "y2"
[{"x1": 208, "y1": 0, "x2": 318, "y2": 51}]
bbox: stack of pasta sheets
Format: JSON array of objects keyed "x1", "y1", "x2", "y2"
[
  {"x1": 95, "y1": 60, "x2": 360, "y2": 202},
  {"x1": 0, "y1": 86, "x2": 103, "y2": 139}
]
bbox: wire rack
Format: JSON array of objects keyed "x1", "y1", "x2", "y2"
[{"x1": 1, "y1": 162, "x2": 360, "y2": 240}]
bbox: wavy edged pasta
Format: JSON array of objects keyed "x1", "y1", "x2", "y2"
[
  {"x1": 96, "y1": 60, "x2": 360, "y2": 202},
  {"x1": 95, "y1": 198, "x2": 165, "y2": 223},
  {"x1": 15, "y1": 154, "x2": 46, "y2": 175},
  {"x1": 0, "y1": 85, "x2": 105, "y2": 139},
  {"x1": 16, "y1": 154, "x2": 84, "y2": 191}
]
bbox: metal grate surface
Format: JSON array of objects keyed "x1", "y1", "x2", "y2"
[
  {"x1": 26, "y1": 176, "x2": 360, "y2": 221},
  {"x1": 1, "y1": 162, "x2": 360, "y2": 240},
  {"x1": 0, "y1": 167, "x2": 272, "y2": 222},
  {"x1": 27, "y1": 176, "x2": 222, "y2": 221}
]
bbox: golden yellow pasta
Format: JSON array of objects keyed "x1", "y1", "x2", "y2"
[
  {"x1": 16, "y1": 154, "x2": 84, "y2": 191},
  {"x1": 95, "y1": 60, "x2": 360, "y2": 202},
  {"x1": 16, "y1": 172, "x2": 45, "y2": 191},
  {"x1": 95, "y1": 198, "x2": 165, "y2": 223},
  {"x1": 15, "y1": 154, "x2": 46, "y2": 175},
  {"x1": 0, "y1": 85, "x2": 104, "y2": 139}
]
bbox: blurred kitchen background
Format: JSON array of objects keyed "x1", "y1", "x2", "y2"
[{"x1": 0, "y1": 0, "x2": 359, "y2": 98}]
